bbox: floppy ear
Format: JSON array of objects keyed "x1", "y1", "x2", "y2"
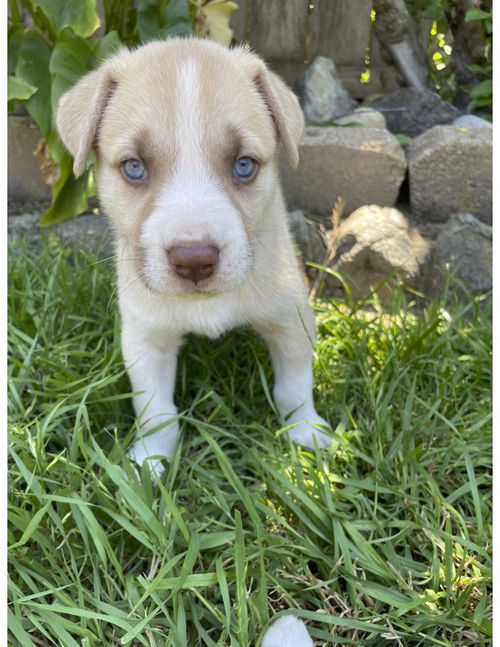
[
  {"x1": 253, "y1": 64, "x2": 304, "y2": 169},
  {"x1": 56, "y1": 66, "x2": 116, "y2": 177}
]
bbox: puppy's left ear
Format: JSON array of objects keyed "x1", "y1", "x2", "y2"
[
  {"x1": 254, "y1": 64, "x2": 304, "y2": 168},
  {"x1": 57, "y1": 47, "x2": 131, "y2": 177},
  {"x1": 56, "y1": 67, "x2": 116, "y2": 177}
]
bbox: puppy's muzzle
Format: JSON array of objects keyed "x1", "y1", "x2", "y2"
[{"x1": 168, "y1": 244, "x2": 220, "y2": 284}]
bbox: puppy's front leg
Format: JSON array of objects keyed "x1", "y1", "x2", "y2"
[
  {"x1": 256, "y1": 315, "x2": 332, "y2": 449},
  {"x1": 121, "y1": 324, "x2": 182, "y2": 473}
]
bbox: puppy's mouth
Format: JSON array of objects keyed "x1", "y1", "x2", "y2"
[
  {"x1": 170, "y1": 271, "x2": 221, "y2": 297},
  {"x1": 139, "y1": 268, "x2": 221, "y2": 297},
  {"x1": 132, "y1": 241, "x2": 252, "y2": 297},
  {"x1": 175, "y1": 288, "x2": 220, "y2": 299}
]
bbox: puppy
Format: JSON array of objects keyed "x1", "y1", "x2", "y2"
[{"x1": 56, "y1": 38, "x2": 332, "y2": 473}]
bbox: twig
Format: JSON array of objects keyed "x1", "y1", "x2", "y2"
[{"x1": 309, "y1": 196, "x2": 346, "y2": 301}]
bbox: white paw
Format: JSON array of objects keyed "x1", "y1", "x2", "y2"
[
  {"x1": 283, "y1": 410, "x2": 332, "y2": 449},
  {"x1": 261, "y1": 615, "x2": 313, "y2": 647},
  {"x1": 128, "y1": 419, "x2": 180, "y2": 477}
]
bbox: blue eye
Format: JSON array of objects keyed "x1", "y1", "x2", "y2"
[
  {"x1": 233, "y1": 156, "x2": 257, "y2": 180},
  {"x1": 122, "y1": 158, "x2": 147, "y2": 181}
]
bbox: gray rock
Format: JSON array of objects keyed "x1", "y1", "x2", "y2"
[
  {"x1": 334, "y1": 107, "x2": 387, "y2": 129},
  {"x1": 280, "y1": 127, "x2": 406, "y2": 217},
  {"x1": 453, "y1": 114, "x2": 492, "y2": 129},
  {"x1": 8, "y1": 211, "x2": 113, "y2": 257},
  {"x1": 296, "y1": 56, "x2": 356, "y2": 123},
  {"x1": 321, "y1": 205, "x2": 432, "y2": 300},
  {"x1": 8, "y1": 116, "x2": 51, "y2": 206},
  {"x1": 408, "y1": 125, "x2": 492, "y2": 224},
  {"x1": 8, "y1": 212, "x2": 41, "y2": 241},
  {"x1": 371, "y1": 87, "x2": 461, "y2": 137},
  {"x1": 433, "y1": 212, "x2": 492, "y2": 293}
]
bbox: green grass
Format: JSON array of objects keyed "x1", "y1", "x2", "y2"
[{"x1": 8, "y1": 239, "x2": 492, "y2": 646}]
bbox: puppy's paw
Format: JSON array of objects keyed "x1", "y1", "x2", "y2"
[
  {"x1": 128, "y1": 446, "x2": 165, "y2": 478},
  {"x1": 128, "y1": 419, "x2": 180, "y2": 478},
  {"x1": 261, "y1": 615, "x2": 313, "y2": 647},
  {"x1": 283, "y1": 411, "x2": 332, "y2": 449}
]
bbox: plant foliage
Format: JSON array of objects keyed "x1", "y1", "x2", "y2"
[
  {"x1": 405, "y1": 0, "x2": 492, "y2": 113},
  {"x1": 8, "y1": 0, "x2": 238, "y2": 225}
]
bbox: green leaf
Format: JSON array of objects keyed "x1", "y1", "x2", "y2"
[
  {"x1": 40, "y1": 152, "x2": 92, "y2": 225},
  {"x1": 468, "y1": 79, "x2": 492, "y2": 99},
  {"x1": 394, "y1": 133, "x2": 413, "y2": 146},
  {"x1": 468, "y1": 97, "x2": 492, "y2": 110},
  {"x1": 49, "y1": 28, "x2": 93, "y2": 114},
  {"x1": 15, "y1": 29, "x2": 52, "y2": 138},
  {"x1": 31, "y1": 0, "x2": 100, "y2": 38},
  {"x1": 8, "y1": 23, "x2": 25, "y2": 75},
  {"x1": 423, "y1": 4, "x2": 443, "y2": 21},
  {"x1": 137, "y1": 0, "x2": 192, "y2": 42},
  {"x1": 91, "y1": 30, "x2": 122, "y2": 65},
  {"x1": 165, "y1": 0, "x2": 193, "y2": 36},
  {"x1": 465, "y1": 8, "x2": 491, "y2": 22},
  {"x1": 468, "y1": 63, "x2": 492, "y2": 75},
  {"x1": 8, "y1": 75, "x2": 37, "y2": 101},
  {"x1": 136, "y1": 0, "x2": 164, "y2": 42}
]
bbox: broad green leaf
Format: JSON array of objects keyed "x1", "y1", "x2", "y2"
[
  {"x1": 91, "y1": 29, "x2": 122, "y2": 65},
  {"x1": 468, "y1": 97, "x2": 492, "y2": 110},
  {"x1": 164, "y1": 0, "x2": 193, "y2": 37},
  {"x1": 468, "y1": 79, "x2": 492, "y2": 99},
  {"x1": 31, "y1": 0, "x2": 100, "y2": 38},
  {"x1": 40, "y1": 152, "x2": 92, "y2": 225},
  {"x1": 15, "y1": 29, "x2": 52, "y2": 138},
  {"x1": 137, "y1": 0, "x2": 165, "y2": 42},
  {"x1": 465, "y1": 8, "x2": 491, "y2": 22},
  {"x1": 45, "y1": 130, "x2": 70, "y2": 167},
  {"x1": 50, "y1": 28, "x2": 93, "y2": 114},
  {"x1": 137, "y1": 0, "x2": 192, "y2": 42},
  {"x1": 8, "y1": 75, "x2": 37, "y2": 102},
  {"x1": 8, "y1": 23, "x2": 25, "y2": 75},
  {"x1": 423, "y1": 5, "x2": 443, "y2": 20}
]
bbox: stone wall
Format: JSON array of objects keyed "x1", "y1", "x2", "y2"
[{"x1": 230, "y1": 0, "x2": 400, "y2": 97}]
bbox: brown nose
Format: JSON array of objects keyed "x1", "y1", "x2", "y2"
[{"x1": 168, "y1": 244, "x2": 219, "y2": 283}]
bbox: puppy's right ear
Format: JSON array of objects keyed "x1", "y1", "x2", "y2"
[{"x1": 56, "y1": 66, "x2": 115, "y2": 177}]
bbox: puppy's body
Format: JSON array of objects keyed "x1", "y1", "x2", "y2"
[{"x1": 57, "y1": 38, "x2": 331, "y2": 472}]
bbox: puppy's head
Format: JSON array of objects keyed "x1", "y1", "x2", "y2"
[{"x1": 56, "y1": 38, "x2": 304, "y2": 295}]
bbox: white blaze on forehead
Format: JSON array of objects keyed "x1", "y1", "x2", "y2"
[
  {"x1": 168, "y1": 55, "x2": 222, "y2": 214},
  {"x1": 176, "y1": 58, "x2": 203, "y2": 157}
]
